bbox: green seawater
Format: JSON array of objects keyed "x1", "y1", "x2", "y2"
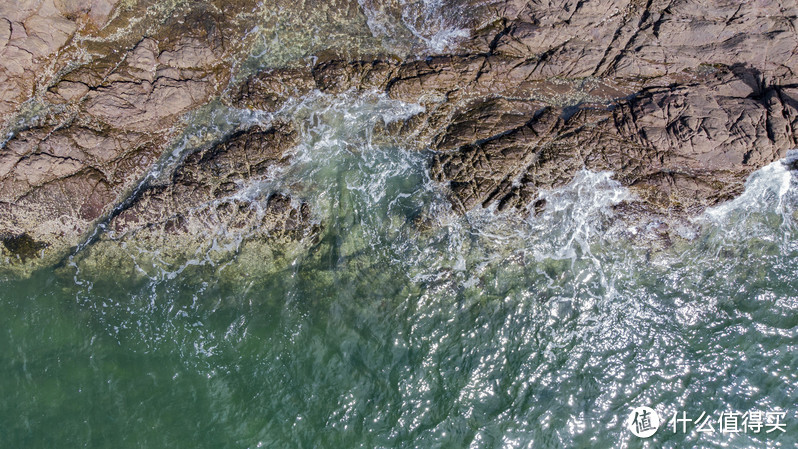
[{"x1": 1, "y1": 92, "x2": 797, "y2": 449}]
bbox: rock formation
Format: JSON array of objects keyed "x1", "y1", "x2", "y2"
[
  {"x1": 306, "y1": 0, "x2": 798, "y2": 218},
  {"x1": 1, "y1": 0, "x2": 797, "y2": 275}
]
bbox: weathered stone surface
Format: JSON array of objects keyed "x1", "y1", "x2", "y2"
[
  {"x1": 304, "y1": 0, "x2": 798, "y2": 225},
  {"x1": 0, "y1": 0, "x2": 93, "y2": 119},
  {"x1": 430, "y1": 68, "x2": 797, "y2": 215},
  {"x1": 0, "y1": 1, "x2": 266, "y2": 275},
  {"x1": 232, "y1": 68, "x2": 317, "y2": 111},
  {"x1": 55, "y1": 119, "x2": 330, "y2": 281},
  {"x1": 0, "y1": 0, "x2": 395, "y2": 276},
  {"x1": 0, "y1": 123, "x2": 161, "y2": 269},
  {"x1": 3, "y1": 0, "x2": 798, "y2": 275}
]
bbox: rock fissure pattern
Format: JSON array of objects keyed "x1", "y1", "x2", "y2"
[{"x1": 1, "y1": 0, "x2": 797, "y2": 274}]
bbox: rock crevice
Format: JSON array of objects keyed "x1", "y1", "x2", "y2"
[{"x1": 2, "y1": 0, "x2": 798, "y2": 274}]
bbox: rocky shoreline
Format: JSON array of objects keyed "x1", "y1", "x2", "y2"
[{"x1": 1, "y1": 0, "x2": 797, "y2": 276}]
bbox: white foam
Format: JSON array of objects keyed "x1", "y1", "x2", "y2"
[
  {"x1": 358, "y1": 0, "x2": 471, "y2": 53},
  {"x1": 703, "y1": 157, "x2": 795, "y2": 222},
  {"x1": 522, "y1": 170, "x2": 631, "y2": 261}
]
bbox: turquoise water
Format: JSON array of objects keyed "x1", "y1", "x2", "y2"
[{"x1": 1, "y1": 93, "x2": 797, "y2": 448}]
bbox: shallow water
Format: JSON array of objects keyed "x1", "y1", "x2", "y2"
[{"x1": 1, "y1": 90, "x2": 796, "y2": 448}]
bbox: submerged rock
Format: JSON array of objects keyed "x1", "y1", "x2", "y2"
[{"x1": 1, "y1": 233, "x2": 48, "y2": 262}]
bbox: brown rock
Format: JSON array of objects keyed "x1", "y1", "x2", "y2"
[
  {"x1": 3, "y1": 0, "x2": 798, "y2": 275},
  {"x1": 430, "y1": 68, "x2": 797, "y2": 215},
  {"x1": 0, "y1": 0, "x2": 121, "y2": 120},
  {"x1": 298, "y1": 1, "x2": 798, "y2": 226},
  {"x1": 0, "y1": 0, "x2": 276, "y2": 274}
]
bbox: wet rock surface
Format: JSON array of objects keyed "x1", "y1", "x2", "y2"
[
  {"x1": 2, "y1": 0, "x2": 798, "y2": 274},
  {"x1": 0, "y1": 0, "x2": 261, "y2": 273},
  {"x1": 109, "y1": 122, "x2": 315, "y2": 242}
]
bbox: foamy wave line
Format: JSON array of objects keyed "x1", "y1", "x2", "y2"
[{"x1": 702, "y1": 152, "x2": 797, "y2": 223}]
